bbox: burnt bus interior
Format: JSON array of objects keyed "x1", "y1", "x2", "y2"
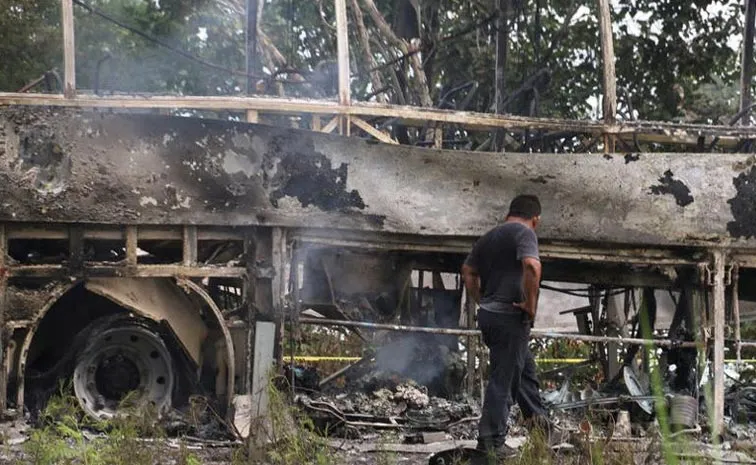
[{"x1": 2, "y1": 197, "x2": 756, "y2": 441}]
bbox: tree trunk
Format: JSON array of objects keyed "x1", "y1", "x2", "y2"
[{"x1": 493, "y1": 0, "x2": 510, "y2": 152}]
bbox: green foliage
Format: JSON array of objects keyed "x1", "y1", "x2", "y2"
[
  {"x1": 0, "y1": 0, "x2": 62, "y2": 91},
  {"x1": 20, "y1": 388, "x2": 202, "y2": 465},
  {"x1": 2, "y1": 0, "x2": 745, "y2": 133},
  {"x1": 264, "y1": 380, "x2": 331, "y2": 465}
]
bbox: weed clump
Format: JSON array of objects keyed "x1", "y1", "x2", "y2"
[
  {"x1": 20, "y1": 386, "x2": 201, "y2": 465},
  {"x1": 263, "y1": 382, "x2": 331, "y2": 465}
]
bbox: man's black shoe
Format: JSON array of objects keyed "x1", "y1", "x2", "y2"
[{"x1": 475, "y1": 442, "x2": 518, "y2": 463}]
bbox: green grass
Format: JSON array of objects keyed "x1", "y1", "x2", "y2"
[
  {"x1": 19, "y1": 385, "x2": 203, "y2": 465},
  {"x1": 262, "y1": 379, "x2": 331, "y2": 465}
]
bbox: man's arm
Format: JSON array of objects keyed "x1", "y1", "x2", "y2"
[
  {"x1": 514, "y1": 227, "x2": 541, "y2": 320},
  {"x1": 461, "y1": 263, "x2": 481, "y2": 305},
  {"x1": 520, "y1": 257, "x2": 542, "y2": 319}
]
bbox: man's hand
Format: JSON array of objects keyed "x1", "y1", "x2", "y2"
[
  {"x1": 461, "y1": 263, "x2": 482, "y2": 305},
  {"x1": 513, "y1": 301, "x2": 536, "y2": 319}
]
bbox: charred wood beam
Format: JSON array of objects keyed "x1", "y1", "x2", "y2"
[
  {"x1": 125, "y1": 226, "x2": 138, "y2": 266},
  {"x1": 61, "y1": 0, "x2": 75, "y2": 97},
  {"x1": 12, "y1": 93, "x2": 756, "y2": 144},
  {"x1": 597, "y1": 0, "x2": 617, "y2": 153},
  {"x1": 733, "y1": 266, "x2": 742, "y2": 363},
  {"x1": 6, "y1": 264, "x2": 246, "y2": 279},
  {"x1": 711, "y1": 250, "x2": 726, "y2": 438}
]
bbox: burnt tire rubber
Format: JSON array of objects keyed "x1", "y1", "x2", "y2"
[{"x1": 73, "y1": 316, "x2": 175, "y2": 420}]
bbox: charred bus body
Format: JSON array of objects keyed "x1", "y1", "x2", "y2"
[{"x1": 0, "y1": 106, "x2": 754, "y2": 428}]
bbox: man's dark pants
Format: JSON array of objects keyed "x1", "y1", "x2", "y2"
[{"x1": 477, "y1": 308, "x2": 547, "y2": 449}]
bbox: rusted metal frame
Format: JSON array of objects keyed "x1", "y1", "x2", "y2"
[
  {"x1": 61, "y1": 0, "x2": 76, "y2": 97},
  {"x1": 711, "y1": 250, "x2": 726, "y2": 440},
  {"x1": 465, "y1": 292, "x2": 476, "y2": 396},
  {"x1": 297, "y1": 317, "x2": 701, "y2": 348},
  {"x1": 0, "y1": 224, "x2": 7, "y2": 413},
  {"x1": 271, "y1": 227, "x2": 286, "y2": 368},
  {"x1": 293, "y1": 231, "x2": 702, "y2": 266},
  {"x1": 242, "y1": 230, "x2": 255, "y2": 396},
  {"x1": 289, "y1": 241, "x2": 301, "y2": 391},
  {"x1": 249, "y1": 227, "x2": 280, "y2": 342},
  {"x1": 16, "y1": 281, "x2": 80, "y2": 414},
  {"x1": 68, "y1": 226, "x2": 85, "y2": 274},
  {"x1": 6, "y1": 223, "x2": 245, "y2": 241},
  {"x1": 6, "y1": 264, "x2": 246, "y2": 279},
  {"x1": 125, "y1": 226, "x2": 138, "y2": 267},
  {"x1": 176, "y1": 278, "x2": 236, "y2": 414},
  {"x1": 733, "y1": 265, "x2": 742, "y2": 364},
  {"x1": 183, "y1": 225, "x2": 198, "y2": 266}
]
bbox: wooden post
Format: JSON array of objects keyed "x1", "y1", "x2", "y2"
[
  {"x1": 465, "y1": 290, "x2": 476, "y2": 396},
  {"x1": 61, "y1": 0, "x2": 76, "y2": 98},
  {"x1": 335, "y1": 0, "x2": 350, "y2": 135},
  {"x1": 741, "y1": 0, "x2": 756, "y2": 125},
  {"x1": 182, "y1": 225, "x2": 198, "y2": 266},
  {"x1": 597, "y1": 0, "x2": 617, "y2": 151},
  {"x1": 68, "y1": 226, "x2": 84, "y2": 272},
  {"x1": 246, "y1": 110, "x2": 259, "y2": 124},
  {"x1": 733, "y1": 265, "x2": 742, "y2": 364},
  {"x1": 434, "y1": 126, "x2": 443, "y2": 149},
  {"x1": 248, "y1": 228, "x2": 272, "y2": 459},
  {"x1": 271, "y1": 227, "x2": 286, "y2": 366},
  {"x1": 125, "y1": 226, "x2": 138, "y2": 266},
  {"x1": 711, "y1": 250, "x2": 726, "y2": 439},
  {"x1": 335, "y1": 0, "x2": 350, "y2": 107},
  {"x1": 0, "y1": 224, "x2": 7, "y2": 413}
]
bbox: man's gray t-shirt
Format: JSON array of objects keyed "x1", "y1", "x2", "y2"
[{"x1": 464, "y1": 222, "x2": 539, "y2": 313}]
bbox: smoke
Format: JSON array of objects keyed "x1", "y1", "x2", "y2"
[
  {"x1": 372, "y1": 288, "x2": 464, "y2": 396},
  {"x1": 374, "y1": 333, "x2": 453, "y2": 390}
]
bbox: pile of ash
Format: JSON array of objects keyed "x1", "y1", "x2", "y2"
[{"x1": 298, "y1": 378, "x2": 479, "y2": 439}]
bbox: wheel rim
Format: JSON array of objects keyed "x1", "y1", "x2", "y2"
[{"x1": 74, "y1": 323, "x2": 174, "y2": 420}]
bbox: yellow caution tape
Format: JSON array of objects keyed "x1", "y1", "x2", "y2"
[
  {"x1": 288, "y1": 356, "x2": 363, "y2": 362},
  {"x1": 285, "y1": 356, "x2": 756, "y2": 364}
]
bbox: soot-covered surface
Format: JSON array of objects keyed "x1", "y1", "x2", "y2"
[
  {"x1": 0, "y1": 107, "x2": 378, "y2": 229},
  {"x1": 728, "y1": 166, "x2": 756, "y2": 239},
  {"x1": 5, "y1": 106, "x2": 756, "y2": 248},
  {"x1": 649, "y1": 170, "x2": 694, "y2": 207}
]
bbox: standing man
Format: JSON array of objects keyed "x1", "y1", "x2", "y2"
[{"x1": 462, "y1": 194, "x2": 551, "y2": 459}]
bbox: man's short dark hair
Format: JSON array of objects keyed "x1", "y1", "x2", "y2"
[{"x1": 507, "y1": 195, "x2": 541, "y2": 219}]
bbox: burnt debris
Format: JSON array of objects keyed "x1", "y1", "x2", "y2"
[
  {"x1": 624, "y1": 153, "x2": 640, "y2": 164},
  {"x1": 649, "y1": 170, "x2": 694, "y2": 207},
  {"x1": 269, "y1": 151, "x2": 366, "y2": 212},
  {"x1": 728, "y1": 166, "x2": 756, "y2": 238}
]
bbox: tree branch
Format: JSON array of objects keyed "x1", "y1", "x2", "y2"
[
  {"x1": 351, "y1": 0, "x2": 387, "y2": 103},
  {"x1": 360, "y1": 0, "x2": 432, "y2": 107},
  {"x1": 360, "y1": 0, "x2": 409, "y2": 54}
]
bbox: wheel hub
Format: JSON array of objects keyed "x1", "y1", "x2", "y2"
[
  {"x1": 95, "y1": 353, "x2": 141, "y2": 402},
  {"x1": 74, "y1": 322, "x2": 174, "y2": 420}
]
